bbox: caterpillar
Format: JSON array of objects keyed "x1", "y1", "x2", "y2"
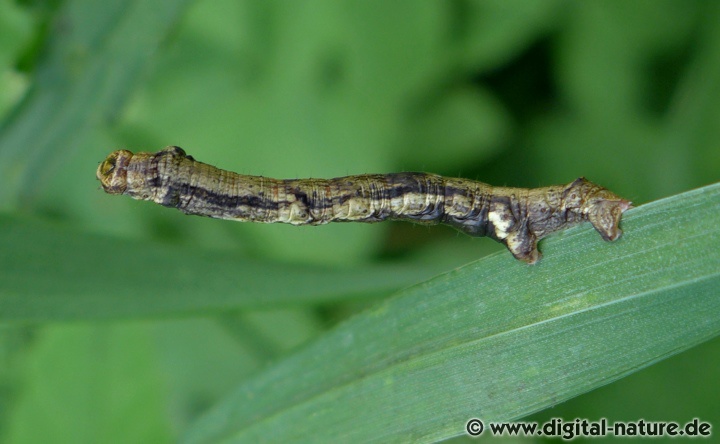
[{"x1": 97, "y1": 146, "x2": 631, "y2": 263}]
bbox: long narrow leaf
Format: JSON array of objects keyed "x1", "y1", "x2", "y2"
[
  {"x1": 0, "y1": 215, "x2": 439, "y2": 322},
  {"x1": 0, "y1": 0, "x2": 191, "y2": 206},
  {"x1": 182, "y1": 183, "x2": 720, "y2": 443}
]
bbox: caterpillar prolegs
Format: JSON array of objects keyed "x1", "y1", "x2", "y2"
[{"x1": 97, "y1": 146, "x2": 631, "y2": 263}]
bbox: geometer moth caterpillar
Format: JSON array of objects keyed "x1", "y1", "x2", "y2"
[{"x1": 97, "y1": 146, "x2": 632, "y2": 263}]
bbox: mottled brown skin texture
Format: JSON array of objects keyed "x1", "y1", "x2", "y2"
[{"x1": 97, "y1": 146, "x2": 632, "y2": 263}]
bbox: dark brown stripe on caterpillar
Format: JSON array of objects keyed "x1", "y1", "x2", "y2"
[{"x1": 97, "y1": 146, "x2": 632, "y2": 263}]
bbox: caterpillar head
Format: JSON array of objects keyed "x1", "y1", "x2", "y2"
[{"x1": 97, "y1": 150, "x2": 134, "y2": 195}]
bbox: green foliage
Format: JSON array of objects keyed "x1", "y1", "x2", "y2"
[{"x1": 0, "y1": 0, "x2": 718, "y2": 443}]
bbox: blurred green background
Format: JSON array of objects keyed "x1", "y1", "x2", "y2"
[{"x1": 0, "y1": 0, "x2": 718, "y2": 442}]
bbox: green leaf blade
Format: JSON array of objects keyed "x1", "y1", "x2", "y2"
[
  {"x1": 0, "y1": 214, "x2": 438, "y2": 322},
  {"x1": 0, "y1": 0, "x2": 192, "y2": 207},
  {"x1": 182, "y1": 183, "x2": 720, "y2": 443}
]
